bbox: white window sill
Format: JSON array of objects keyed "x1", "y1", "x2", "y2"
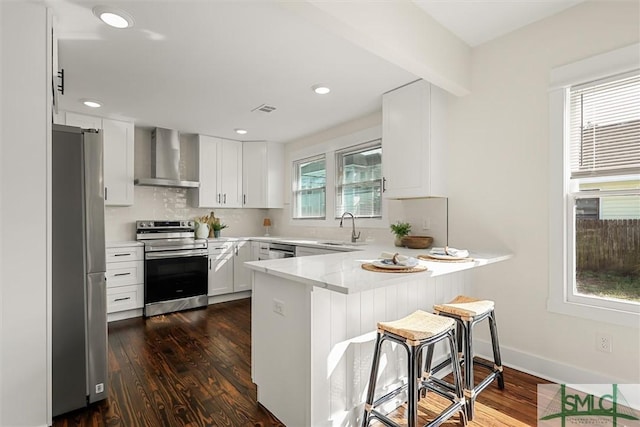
[{"x1": 547, "y1": 297, "x2": 640, "y2": 328}]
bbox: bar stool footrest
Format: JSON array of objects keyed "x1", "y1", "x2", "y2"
[{"x1": 372, "y1": 383, "x2": 409, "y2": 410}]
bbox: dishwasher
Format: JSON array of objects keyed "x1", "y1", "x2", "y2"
[{"x1": 268, "y1": 242, "x2": 296, "y2": 259}]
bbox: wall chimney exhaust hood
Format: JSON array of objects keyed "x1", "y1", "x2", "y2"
[{"x1": 134, "y1": 128, "x2": 200, "y2": 188}]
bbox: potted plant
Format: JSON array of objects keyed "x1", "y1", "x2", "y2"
[
  {"x1": 390, "y1": 221, "x2": 411, "y2": 247},
  {"x1": 211, "y1": 219, "x2": 228, "y2": 238}
]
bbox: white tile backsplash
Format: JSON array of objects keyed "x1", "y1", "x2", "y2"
[{"x1": 105, "y1": 186, "x2": 267, "y2": 242}]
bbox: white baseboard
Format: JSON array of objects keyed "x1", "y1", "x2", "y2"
[
  {"x1": 474, "y1": 338, "x2": 630, "y2": 385},
  {"x1": 107, "y1": 308, "x2": 143, "y2": 323}
]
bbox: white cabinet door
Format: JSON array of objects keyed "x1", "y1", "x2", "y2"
[
  {"x1": 382, "y1": 80, "x2": 447, "y2": 199},
  {"x1": 233, "y1": 240, "x2": 252, "y2": 292},
  {"x1": 242, "y1": 141, "x2": 284, "y2": 208},
  {"x1": 242, "y1": 141, "x2": 267, "y2": 207},
  {"x1": 208, "y1": 243, "x2": 234, "y2": 296},
  {"x1": 194, "y1": 136, "x2": 242, "y2": 208},
  {"x1": 102, "y1": 118, "x2": 134, "y2": 206},
  {"x1": 64, "y1": 112, "x2": 134, "y2": 206},
  {"x1": 219, "y1": 139, "x2": 242, "y2": 207},
  {"x1": 251, "y1": 241, "x2": 260, "y2": 261},
  {"x1": 195, "y1": 135, "x2": 220, "y2": 207}
]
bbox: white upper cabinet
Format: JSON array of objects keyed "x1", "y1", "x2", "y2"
[
  {"x1": 101, "y1": 119, "x2": 134, "y2": 206},
  {"x1": 382, "y1": 80, "x2": 447, "y2": 199},
  {"x1": 242, "y1": 141, "x2": 284, "y2": 208},
  {"x1": 63, "y1": 112, "x2": 135, "y2": 206},
  {"x1": 194, "y1": 135, "x2": 242, "y2": 208},
  {"x1": 220, "y1": 138, "x2": 242, "y2": 207}
]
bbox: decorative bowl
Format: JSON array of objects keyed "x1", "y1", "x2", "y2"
[{"x1": 401, "y1": 235, "x2": 433, "y2": 249}]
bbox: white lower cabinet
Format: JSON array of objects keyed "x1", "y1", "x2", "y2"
[
  {"x1": 233, "y1": 240, "x2": 252, "y2": 292},
  {"x1": 208, "y1": 242, "x2": 234, "y2": 296},
  {"x1": 106, "y1": 243, "x2": 144, "y2": 321}
]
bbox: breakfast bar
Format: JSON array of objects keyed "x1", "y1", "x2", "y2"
[{"x1": 245, "y1": 246, "x2": 511, "y2": 427}]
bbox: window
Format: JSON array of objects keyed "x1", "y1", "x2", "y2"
[
  {"x1": 549, "y1": 45, "x2": 640, "y2": 327},
  {"x1": 567, "y1": 72, "x2": 640, "y2": 308},
  {"x1": 293, "y1": 155, "x2": 326, "y2": 219},
  {"x1": 335, "y1": 140, "x2": 382, "y2": 219}
]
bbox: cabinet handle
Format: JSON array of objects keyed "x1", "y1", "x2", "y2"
[
  {"x1": 114, "y1": 272, "x2": 131, "y2": 277},
  {"x1": 223, "y1": 194, "x2": 227, "y2": 204},
  {"x1": 217, "y1": 193, "x2": 221, "y2": 203},
  {"x1": 105, "y1": 187, "x2": 108, "y2": 201},
  {"x1": 382, "y1": 177, "x2": 387, "y2": 192},
  {"x1": 114, "y1": 297, "x2": 131, "y2": 302},
  {"x1": 113, "y1": 253, "x2": 130, "y2": 257},
  {"x1": 243, "y1": 194, "x2": 246, "y2": 205},
  {"x1": 235, "y1": 246, "x2": 238, "y2": 256},
  {"x1": 209, "y1": 258, "x2": 211, "y2": 269}
]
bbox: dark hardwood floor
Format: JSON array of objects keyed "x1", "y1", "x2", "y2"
[{"x1": 53, "y1": 298, "x2": 550, "y2": 427}]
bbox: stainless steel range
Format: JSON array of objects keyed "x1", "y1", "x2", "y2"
[{"x1": 136, "y1": 220, "x2": 208, "y2": 317}]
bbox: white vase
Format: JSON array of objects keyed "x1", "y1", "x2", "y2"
[{"x1": 196, "y1": 223, "x2": 209, "y2": 239}]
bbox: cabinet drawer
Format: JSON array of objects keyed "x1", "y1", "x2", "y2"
[
  {"x1": 106, "y1": 260, "x2": 143, "y2": 288},
  {"x1": 107, "y1": 284, "x2": 143, "y2": 313},
  {"x1": 106, "y1": 246, "x2": 143, "y2": 262},
  {"x1": 208, "y1": 242, "x2": 233, "y2": 255}
]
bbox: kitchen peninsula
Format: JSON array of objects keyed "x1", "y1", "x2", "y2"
[{"x1": 245, "y1": 246, "x2": 511, "y2": 427}]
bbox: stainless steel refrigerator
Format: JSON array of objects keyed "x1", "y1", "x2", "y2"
[{"x1": 52, "y1": 124, "x2": 108, "y2": 416}]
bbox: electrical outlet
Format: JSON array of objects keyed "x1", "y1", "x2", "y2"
[
  {"x1": 596, "y1": 333, "x2": 612, "y2": 353},
  {"x1": 273, "y1": 298, "x2": 285, "y2": 316},
  {"x1": 422, "y1": 218, "x2": 431, "y2": 230},
  {"x1": 95, "y1": 383, "x2": 104, "y2": 394}
]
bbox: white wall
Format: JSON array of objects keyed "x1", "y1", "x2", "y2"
[
  {"x1": 447, "y1": 1, "x2": 639, "y2": 383},
  {"x1": 105, "y1": 127, "x2": 266, "y2": 241},
  {"x1": 0, "y1": 2, "x2": 50, "y2": 426}
]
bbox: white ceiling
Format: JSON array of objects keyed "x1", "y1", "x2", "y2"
[
  {"x1": 414, "y1": 0, "x2": 584, "y2": 47},
  {"x1": 50, "y1": 0, "x2": 583, "y2": 143}
]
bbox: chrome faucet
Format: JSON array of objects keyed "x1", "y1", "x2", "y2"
[{"x1": 340, "y1": 212, "x2": 361, "y2": 243}]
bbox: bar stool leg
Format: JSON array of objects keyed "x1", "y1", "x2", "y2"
[
  {"x1": 462, "y1": 319, "x2": 475, "y2": 420},
  {"x1": 447, "y1": 330, "x2": 468, "y2": 426},
  {"x1": 408, "y1": 344, "x2": 419, "y2": 427},
  {"x1": 362, "y1": 332, "x2": 384, "y2": 427},
  {"x1": 488, "y1": 311, "x2": 505, "y2": 390}
]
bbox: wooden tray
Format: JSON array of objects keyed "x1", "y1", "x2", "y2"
[
  {"x1": 361, "y1": 263, "x2": 428, "y2": 273},
  {"x1": 417, "y1": 254, "x2": 474, "y2": 263}
]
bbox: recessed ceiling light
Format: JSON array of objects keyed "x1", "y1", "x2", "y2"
[
  {"x1": 312, "y1": 84, "x2": 331, "y2": 95},
  {"x1": 235, "y1": 129, "x2": 248, "y2": 135},
  {"x1": 92, "y1": 6, "x2": 135, "y2": 29},
  {"x1": 82, "y1": 99, "x2": 102, "y2": 108}
]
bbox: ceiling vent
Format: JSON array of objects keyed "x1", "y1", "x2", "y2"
[{"x1": 252, "y1": 104, "x2": 277, "y2": 113}]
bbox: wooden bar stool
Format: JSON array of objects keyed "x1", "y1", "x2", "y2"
[
  {"x1": 430, "y1": 295, "x2": 505, "y2": 420},
  {"x1": 362, "y1": 310, "x2": 467, "y2": 427}
]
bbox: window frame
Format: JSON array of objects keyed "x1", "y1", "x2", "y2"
[
  {"x1": 334, "y1": 139, "x2": 383, "y2": 220},
  {"x1": 292, "y1": 154, "x2": 327, "y2": 220},
  {"x1": 288, "y1": 126, "x2": 388, "y2": 229},
  {"x1": 548, "y1": 43, "x2": 640, "y2": 328}
]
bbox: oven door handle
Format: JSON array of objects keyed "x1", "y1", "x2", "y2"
[{"x1": 145, "y1": 250, "x2": 207, "y2": 260}]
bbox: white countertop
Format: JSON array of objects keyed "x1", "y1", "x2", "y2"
[
  {"x1": 245, "y1": 244, "x2": 512, "y2": 294},
  {"x1": 106, "y1": 240, "x2": 143, "y2": 248},
  {"x1": 208, "y1": 236, "x2": 366, "y2": 252}
]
